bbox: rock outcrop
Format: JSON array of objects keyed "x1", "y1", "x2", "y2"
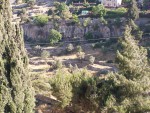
[{"x1": 23, "y1": 18, "x2": 124, "y2": 42}]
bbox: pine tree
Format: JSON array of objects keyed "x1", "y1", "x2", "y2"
[
  {"x1": 82, "y1": 26, "x2": 150, "y2": 112},
  {"x1": 112, "y1": 26, "x2": 150, "y2": 112},
  {"x1": 116, "y1": 26, "x2": 149, "y2": 80},
  {"x1": 0, "y1": 0, "x2": 35, "y2": 113}
]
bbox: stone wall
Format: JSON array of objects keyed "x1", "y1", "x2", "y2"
[{"x1": 23, "y1": 18, "x2": 124, "y2": 42}]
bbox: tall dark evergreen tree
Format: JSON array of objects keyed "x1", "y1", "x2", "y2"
[
  {"x1": 0, "y1": 0, "x2": 35, "y2": 112},
  {"x1": 128, "y1": 19, "x2": 143, "y2": 40},
  {"x1": 113, "y1": 26, "x2": 150, "y2": 112},
  {"x1": 127, "y1": 0, "x2": 139, "y2": 20},
  {"x1": 116, "y1": 26, "x2": 149, "y2": 79},
  {"x1": 78, "y1": 26, "x2": 150, "y2": 113}
]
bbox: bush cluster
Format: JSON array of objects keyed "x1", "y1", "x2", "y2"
[
  {"x1": 105, "y1": 7, "x2": 127, "y2": 18},
  {"x1": 34, "y1": 15, "x2": 49, "y2": 27}
]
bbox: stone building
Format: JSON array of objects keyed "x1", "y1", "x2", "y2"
[{"x1": 99, "y1": 0, "x2": 122, "y2": 7}]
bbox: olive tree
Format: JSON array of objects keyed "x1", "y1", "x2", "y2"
[{"x1": 49, "y1": 29, "x2": 62, "y2": 44}]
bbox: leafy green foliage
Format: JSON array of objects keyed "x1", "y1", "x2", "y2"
[
  {"x1": 116, "y1": 26, "x2": 149, "y2": 79},
  {"x1": 128, "y1": 19, "x2": 143, "y2": 40},
  {"x1": 50, "y1": 70, "x2": 73, "y2": 108},
  {"x1": 92, "y1": 4, "x2": 106, "y2": 18},
  {"x1": 72, "y1": 14, "x2": 80, "y2": 24},
  {"x1": 52, "y1": 59, "x2": 63, "y2": 69},
  {"x1": 66, "y1": 43, "x2": 74, "y2": 53},
  {"x1": 34, "y1": 15, "x2": 49, "y2": 27},
  {"x1": 54, "y1": 2, "x2": 68, "y2": 14},
  {"x1": 54, "y1": 2, "x2": 72, "y2": 19},
  {"x1": 50, "y1": 25, "x2": 150, "y2": 113},
  {"x1": 105, "y1": 7, "x2": 127, "y2": 18},
  {"x1": 76, "y1": 52, "x2": 85, "y2": 62},
  {"x1": 127, "y1": 0, "x2": 139, "y2": 20},
  {"x1": 41, "y1": 50, "x2": 50, "y2": 64},
  {"x1": 88, "y1": 56, "x2": 95, "y2": 64},
  {"x1": 76, "y1": 45, "x2": 83, "y2": 52},
  {"x1": 83, "y1": 18, "x2": 91, "y2": 27},
  {"x1": 85, "y1": 32, "x2": 93, "y2": 41},
  {"x1": 122, "y1": 0, "x2": 131, "y2": 3},
  {"x1": 97, "y1": 26, "x2": 150, "y2": 113},
  {"x1": 48, "y1": 8, "x2": 53, "y2": 16},
  {"x1": 0, "y1": 0, "x2": 35, "y2": 112},
  {"x1": 49, "y1": 29, "x2": 62, "y2": 44},
  {"x1": 50, "y1": 68, "x2": 91, "y2": 110}
]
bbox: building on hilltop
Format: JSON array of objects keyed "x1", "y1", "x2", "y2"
[{"x1": 98, "y1": 0, "x2": 122, "y2": 7}]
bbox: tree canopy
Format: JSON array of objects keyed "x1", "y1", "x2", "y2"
[
  {"x1": 92, "y1": 4, "x2": 106, "y2": 18},
  {"x1": 49, "y1": 29, "x2": 62, "y2": 44},
  {"x1": 127, "y1": 0, "x2": 139, "y2": 20},
  {"x1": 34, "y1": 15, "x2": 49, "y2": 27},
  {"x1": 0, "y1": 0, "x2": 35, "y2": 112}
]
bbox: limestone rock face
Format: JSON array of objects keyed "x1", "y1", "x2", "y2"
[
  {"x1": 100, "y1": 26, "x2": 110, "y2": 38},
  {"x1": 23, "y1": 18, "x2": 124, "y2": 42}
]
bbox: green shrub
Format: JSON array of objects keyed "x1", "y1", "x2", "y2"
[
  {"x1": 41, "y1": 50, "x2": 50, "y2": 64},
  {"x1": 114, "y1": 18, "x2": 122, "y2": 27},
  {"x1": 50, "y1": 68, "x2": 91, "y2": 109},
  {"x1": 105, "y1": 7, "x2": 127, "y2": 18},
  {"x1": 34, "y1": 15, "x2": 49, "y2": 27},
  {"x1": 41, "y1": 50, "x2": 50, "y2": 59},
  {"x1": 72, "y1": 14, "x2": 80, "y2": 24},
  {"x1": 88, "y1": 56, "x2": 95, "y2": 64},
  {"x1": 52, "y1": 59, "x2": 63, "y2": 69},
  {"x1": 50, "y1": 70, "x2": 73, "y2": 108},
  {"x1": 84, "y1": 32, "x2": 94, "y2": 42},
  {"x1": 32, "y1": 79, "x2": 51, "y2": 94},
  {"x1": 122, "y1": 0, "x2": 131, "y2": 3},
  {"x1": 83, "y1": 2, "x2": 90, "y2": 7},
  {"x1": 48, "y1": 9, "x2": 53, "y2": 16},
  {"x1": 93, "y1": 41, "x2": 105, "y2": 48},
  {"x1": 49, "y1": 29, "x2": 62, "y2": 44},
  {"x1": 76, "y1": 45, "x2": 83, "y2": 52},
  {"x1": 76, "y1": 52, "x2": 85, "y2": 63},
  {"x1": 99, "y1": 17, "x2": 107, "y2": 25},
  {"x1": 66, "y1": 43, "x2": 74, "y2": 53},
  {"x1": 92, "y1": 4, "x2": 106, "y2": 18},
  {"x1": 83, "y1": 18, "x2": 91, "y2": 27}
]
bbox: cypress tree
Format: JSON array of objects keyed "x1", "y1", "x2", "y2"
[
  {"x1": 0, "y1": 0, "x2": 35, "y2": 113},
  {"x1": 127, "y1": 0, "x2": 139, "y2": 20},
  {"x1": 128, "y1": 19, "x2": 143, "y2": 40}
]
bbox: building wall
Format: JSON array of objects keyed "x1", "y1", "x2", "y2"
[{"x1": 101, "y1": 0, "x2": 122, "y2": 7}]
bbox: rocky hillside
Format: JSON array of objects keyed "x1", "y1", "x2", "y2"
[{"x1": 23, "y1": 18, "x2": 124, "y2": 42}]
